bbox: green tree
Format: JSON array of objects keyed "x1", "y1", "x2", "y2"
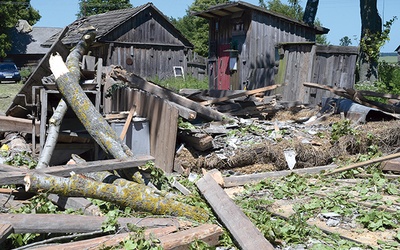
[
  {"x1": 171, "y1": 0, "x2": 229, "y2": 57},
  {"x1": 77, "y1": 0, "x2": 132, "y2": 18},
  {"x1": 358, "y1": 0, "x2": 396, "y2": 83},
  {"x1": 0, "y1": 0, "x2": 40, "y2": 58},
  {"x1": 265, "y1": 0, "x2": 328, "y2": 45},
  {"x1": 339, "y1": 36, "x2": 353, "y2": 46}
]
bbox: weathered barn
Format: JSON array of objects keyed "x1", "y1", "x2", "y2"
[
  {"x1": 193, "y1": 1, "x2": 329, "y2": 90},
  {"x1": 43, "y1": 3, "x2": 194, "y2": 81}
]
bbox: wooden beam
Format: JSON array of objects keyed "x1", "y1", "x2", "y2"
[
  {"x1": 159, "y1": 224, "x2": 223, "y2": 250},
  {"x1": 0, "y1": 156, "x2": 154, "y2": 185},
  {"x1": 119, "y1": 104, "x2": 136, "y2": 140},
  {"x1": 0, "y1": 213, "x2": 182, "y2": 234},
  {"x1": 380, "y1": 157, "x2": 400, "y2": 173},
  {"x1": 223, "y1": 164, "x2": 337, "y2": 187},
  {"x1": 0, "y1": 115, "x2": 39, "y2": 135},
  {"x1": 0, "y1": 224, "x2": 13, "y2": 245},
  {"x1": 200, "y1": 85, "x2": 278, "y2": 106},
  {"x1": 168, "y1": 101, "x2": 197, "y2": 120},
  {"x1": 31, "y1": 227, "x2": 177, "y2": 250},
  {"x1": 111, "y1": 68, "x2": 228, "y2": 121},
  {"x1": 196, "y1": 172, "x2": 275, "y2": 250}
]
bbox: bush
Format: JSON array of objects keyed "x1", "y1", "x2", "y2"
[{"x1": 355, "y1": 61, "x2": 400, "y2": 102}]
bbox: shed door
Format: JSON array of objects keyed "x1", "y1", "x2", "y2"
[{"x1": 217, "y1": 44, "x2": 231, "y2": 90}]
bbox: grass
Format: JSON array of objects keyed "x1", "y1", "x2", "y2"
[
  {"x1": 379, "y1": 55, "x2": 398, "y2": 63},
  {"x1": 0, "y1": 83, "x2": 23, "y2": 114}
]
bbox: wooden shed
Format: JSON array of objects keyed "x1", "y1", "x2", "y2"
[
  {"x1": 43, "y1": 3, "x2": 194, "y2": 82},
  {"x1": 396, "y1": 45, "x2": 400, "y2": 63},
  {"x1": 193, "y1": 1, "x2": 329, "y2": 90}
]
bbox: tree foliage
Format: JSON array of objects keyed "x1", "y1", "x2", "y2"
[
  {"x1": 264, "y1": 0, "x2": 328, "y2": 45},
  {"x1": 0, "y1": 0, "x2": 40, "y2": 58},
  {"x1": 77, "y1": 0, "x2": 132, "y2": 18},
  {"x1": 339, "y1": 36, "x2": 353, "y2": 46},
  {"x1": 171, "y1": 0, "x2": 230, "y2": 57},
  {"x1": 358, "y1": 0, "x2": 396, "y2": 82}
]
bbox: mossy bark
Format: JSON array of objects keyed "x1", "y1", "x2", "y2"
[
  {"x1": 24, "y1": 173, "x2": 209, "y2": 222},
  {"x1": 50, "y1": 32, "x2": 132, "y2": 160}
]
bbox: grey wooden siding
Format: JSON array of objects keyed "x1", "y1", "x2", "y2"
[
  {"x1": 107, "y1": 88, "x2": 178, "y2": 172},
  {"x1": 276, "y1": 43, "x2": 359, "y2": 105},
  {"x1": 108, "y1": 44, "x2": 187, "y2": 80}
]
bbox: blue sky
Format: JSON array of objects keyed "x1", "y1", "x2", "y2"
[{"x1": 30, "y1": 0, "x2": 399, "y2": 52}]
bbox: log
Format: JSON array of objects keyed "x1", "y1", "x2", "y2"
[
  {"x1": 24, "y1": 172, "x2": 209, "y2": 221},
  {"x1": 196, "y1": 171, "x2": 275, "y2": 249},
  {"x1": 200, "y1": 85, "x2": 278, "y2": 106},
  {"x1": 324, "y1": 152, "x2": 400, "y2": 176},
  {"x1": 0, "y1": 213, "x2": 182, "y2": 234}
]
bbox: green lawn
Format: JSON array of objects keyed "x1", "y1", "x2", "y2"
[
  {"x1": 379, "y1": 55, "x2": 398, "y2": 63},
  {"x1": 0, "y1": 83, "x2": 23, "y2": 114}
]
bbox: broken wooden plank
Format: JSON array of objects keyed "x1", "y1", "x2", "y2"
[
  {"x1": 0, "y1": 115, "x2": 40, "y2": 135},
  {"x1": 159, "y1": 224, "x2": 223, "y2": 249},
  {"x1": 380, "y1": 157, "x2": 400, "y2": 173},
  {"x1": 324, "y1": 152, "x2": 400, "y2": 176},
  {"x1": 0, "y1": 156, "x2": 154, "y2": 185},
  {"x1": 31, "y1": 227, "x2": 177, "y2": 250},
  {"x1": 200, "y1": 85, "x2": 278, "y2": 106},
  {"x1": 224, "y1": 164, "x2": 338, "y2": 188},
  {"x1": 167, "y1": 100, "x2": 197, "y2": 120},
  {"x1": 0, "y1": 224, "x2": 13, "y2": 245},
  {"x1": 119, "y1": 104, "x2": 136, "y2": 140},
  {"x1": 196, "y1": 171, "x2": 275, "y2": 250},
  {"x1": 47, "y1": 194, "x2": 102, "y2": 216},
  {"x1": 178, "y1": 131, "x2": 213, "y2": 151},
  {"x1": 109, "y1": 67, "x2": 228, "y2": 121},
  {"x1": 0, "y1": 213, "x2": 183, "y2": 234}
]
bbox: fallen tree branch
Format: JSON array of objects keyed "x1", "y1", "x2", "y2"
[
  {"x1": 24, "y1": 173, "x2": 209, "y2": 221},
  {"x1": 324, "y1": 151, "x2": 400, "y2": 176}
]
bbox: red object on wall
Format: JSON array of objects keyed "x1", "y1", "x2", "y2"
[{"x1": 217, "y1": 44, "x2": 231, "y2": 90}]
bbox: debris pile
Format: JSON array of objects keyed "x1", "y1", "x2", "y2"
[{"x1": 0, "y1": 30, "x2": 400, "y2": 249}]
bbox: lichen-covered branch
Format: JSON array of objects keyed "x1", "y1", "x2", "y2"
[
  {"x1": 24, "y1": 173, "x2": 209, "y2": 222},
  {"x1": 49, "y1": 32, "x2": 133, "y2": 160}
]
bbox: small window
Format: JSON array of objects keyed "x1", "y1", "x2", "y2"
[{"x1": 173, "y1": 66, "x2": 184, "y2": 79}]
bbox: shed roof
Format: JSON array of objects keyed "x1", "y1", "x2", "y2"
[
  {"x1": 43, "y1": 3, "x2": 193, "y2": 48},
  {"x1": 192, "y1": 1, "x2": 329, "y2": 35},
  {"x1": 9, "y1": 27, "x2": 62, "y2": 54}
]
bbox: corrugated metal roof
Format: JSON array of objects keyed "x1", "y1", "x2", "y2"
[{"x1": 192, "y1": 1, "x2": 329, "y2": 35}]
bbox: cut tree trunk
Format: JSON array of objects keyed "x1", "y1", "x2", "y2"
[{"x1": 24, "y1": 172, "x2": 209, "y2": 222}]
